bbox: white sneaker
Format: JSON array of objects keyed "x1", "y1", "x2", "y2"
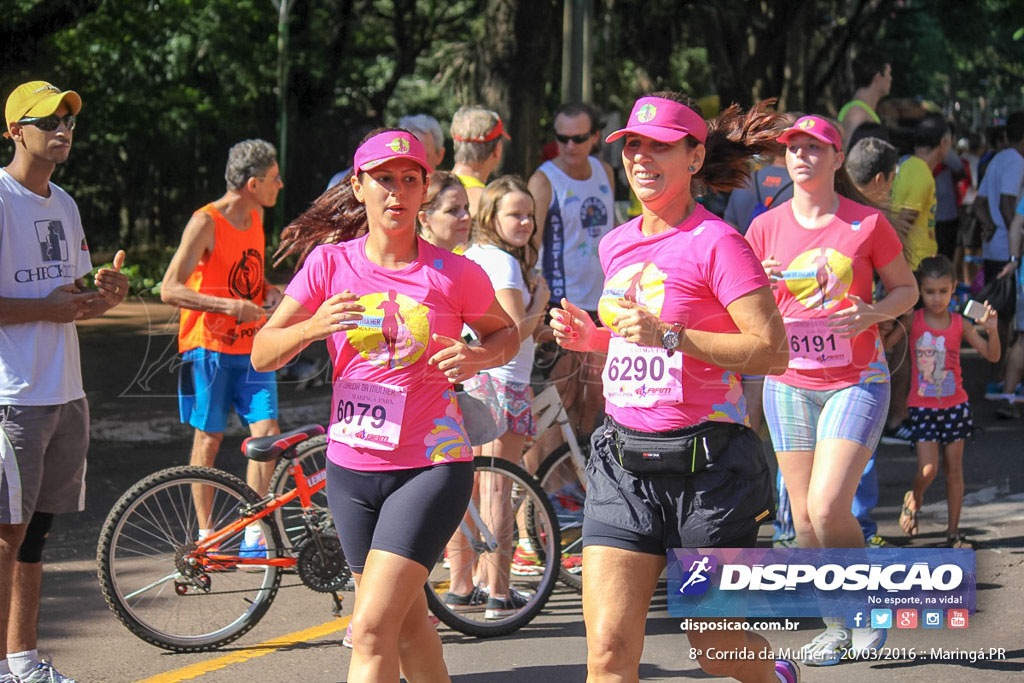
[
  {"x1": 0, "y1": 673, "x2": 20, "y2": 683},
  {"x1": 17, "y1": 660, "x2": 77, "y2": 683},
  {"x1": 850, "y1": 626, "x2": 887, "y2": 652},
  {"x1": 800, "y1": 625, "x2": 852, "y2": 666}
]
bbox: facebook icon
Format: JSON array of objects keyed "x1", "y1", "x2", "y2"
[{"x1": 846, "y1": 611, "x2": 866, "y2": 629}]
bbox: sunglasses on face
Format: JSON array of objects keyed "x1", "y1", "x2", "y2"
[
  {"x1": 555, "y1": 132, "x2": 592, "y2": 144},
  {"x1": 17, "y1": 114, "x2": 77, "y2": 132}
]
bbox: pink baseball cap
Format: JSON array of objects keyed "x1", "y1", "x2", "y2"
[
  {"x1": 605, "y1": 96, "x2": 708, "y2": 145},
  {"x1": 353, "y1": 130, "x2": 433, "y2": 175},
  {"x1": 776, "y1": 116, "x2": 842, "y2": 151}
]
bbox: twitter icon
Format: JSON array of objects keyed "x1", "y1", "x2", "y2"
[{"x1": 871, "y1": 609, "x2": 893, "y2": 628}]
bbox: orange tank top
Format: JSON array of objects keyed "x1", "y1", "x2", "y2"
[{"x1": 178, "y1": 203, "x2": 267, "y2": 354}]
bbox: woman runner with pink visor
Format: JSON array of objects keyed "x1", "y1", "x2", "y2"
[
  {"x1": 745, "y1": 116, "x2": 917, "y2": 666},
  {"x1": 550, "y1": 93, "x2": 801, "y2": 682},
  {"x1": 252, "y1": 129, "x2": 519, "y2": 681}
]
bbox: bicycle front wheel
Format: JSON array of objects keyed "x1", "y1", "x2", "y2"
[
  {"x1": 534, "y1": 440, "x2": 589, "y2": 593},
  {"x1": 424, "y1": 457, "x2": 561, "y2": 637},
  {"x1": 97, "y1": 466, "x2": 282, "y2": 652},
  {"x1": 269, "y1": 434, "x2": 331, "y2": 554}
]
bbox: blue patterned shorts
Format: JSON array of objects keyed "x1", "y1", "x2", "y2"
[{"x1": 908, "y1": 402, "x2": 974, "y2": 444}]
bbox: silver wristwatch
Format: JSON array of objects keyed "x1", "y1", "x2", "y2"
[{"x1": 661, "y1": 323, "x2": 683, "y2": 357}]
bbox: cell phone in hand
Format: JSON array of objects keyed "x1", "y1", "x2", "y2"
[{"x1": 963, "y1": 299, "x2": 986, "y2": 322}]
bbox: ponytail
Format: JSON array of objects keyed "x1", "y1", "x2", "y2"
[
  {"x1": 273, "y1": 180, "x2": 367, "y2": 270},
  {"x1": 697, "y1": 100, "x2": 788, "y2": 194}
]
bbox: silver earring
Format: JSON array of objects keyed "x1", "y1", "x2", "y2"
[{"x1": 688, "y1": 166, "x2": 696, "y2": 172}]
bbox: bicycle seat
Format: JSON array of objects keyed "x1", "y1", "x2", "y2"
[{"x1": 241, "y1": 424, "x2": 326, "y2": 462}]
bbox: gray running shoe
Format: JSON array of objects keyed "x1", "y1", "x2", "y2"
[{"x1": 17, "y1": 661, "x2": 78, "y2": 683}]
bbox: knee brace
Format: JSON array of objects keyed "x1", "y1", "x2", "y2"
[{"x1": 17, "y1": 511, "x2": 54, "y2": 563}]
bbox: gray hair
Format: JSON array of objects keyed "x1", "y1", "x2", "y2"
[
  {"x1": 225, "y1": 139, "x2": 277, "y2": 191},
  {"x1": 398, "y1": 114, "x2": 444, "y2": 152},
  {"x1": 451, "y1": 106, "x2": 503, "y2": 165}
]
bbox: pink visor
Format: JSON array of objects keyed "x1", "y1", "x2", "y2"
[
  {"x1": 777, "y1": 116, "x2": 842, "y2": 151},
  {"x1": 605, "y1": 96, "x2": 707, "y2": 145},
  {"x1": 353, "y1": 131, "x2": 433, "y2": 175}
]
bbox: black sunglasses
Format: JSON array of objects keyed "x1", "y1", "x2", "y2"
[
  {"x1": 17, "y1": 114, "x2": 77, "y2": 132},
  {"x1": 555, "y1": 132, "x2": 593, "y2": 144}
]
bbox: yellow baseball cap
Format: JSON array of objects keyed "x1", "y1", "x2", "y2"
[{"x1": 5, "y1": 81, "x2": 82, "y2": 132}]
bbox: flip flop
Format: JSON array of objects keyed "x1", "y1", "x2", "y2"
[
  {"x1": 944, "y1": 533, "x2": 972, "y2": 549},
  {"x1": 899, "y1": 490, "x2": 919, "y2": 536}
]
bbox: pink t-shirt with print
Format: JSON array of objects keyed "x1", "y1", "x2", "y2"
[
  {"x1": 746, "y1": 196, "x2": 903, "y2": 390},
  {"x1": 284, "y1": 236, "x2": 495, "y2": 471},
  {"x1": 597, "y1": 204, "x2": 769, "y2": 432},
  {"x1": 907, "y1": 309, "x2": 968, "y2": 409}
]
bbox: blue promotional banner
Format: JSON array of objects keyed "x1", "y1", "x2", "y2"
[{"x1": 667, "y1": 548, "x2": 975, "y2": 619}]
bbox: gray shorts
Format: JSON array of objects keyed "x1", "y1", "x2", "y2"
[
  {"x1": 0, "y1": 399, "x2": 89, "y2": 524},
  {"x1": 582, "y1": 422, "x2": 774, "y2": 555}
]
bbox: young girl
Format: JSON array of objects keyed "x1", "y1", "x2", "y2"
[
  {"x1": 899, "y1": 255, "x2": 999, "y2": 548},
  {"x1": 445, "y1": 176, "x2": 550, "y2": 619}
]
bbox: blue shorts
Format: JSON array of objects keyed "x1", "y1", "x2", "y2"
[
  {"x1": 178, "y1": 348, "x2": 278, "y2": 433},
  {"x1": 909, "y1": 402, "x2": 974, "y2": 444},
  {"x1": 762, "y1": 378, "x2": 890, "y2": 452}
]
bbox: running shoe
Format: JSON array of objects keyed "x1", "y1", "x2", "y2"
[
  {"x1": 0, "y1": 673, "x2": 19, "y2": 683},
  {"x1": 443, "y1": 586, "x2": 488, "y2": 612},
  {"x1": 849, "y1": 626, "x2": 886, "y2": 654},
  {"x1": 775, "y1": 658, "x2": 801, "y2": 682},
  {"x1": 984, "y1": 380, "x2": 1005, "y2": 400},
  {"x1": 17, "y1": 660, "x2": 77, "y2": 683},
  {"x1": 238, "y1": 535, "x2": 268, "y2": 559},
  {"x1": 342, "y1": 623, "x2": 354, "y2": 649},
  {"x1": 511, "y1": 544, "x2": 544, "y2": 576},
  {"x1": 562, "y1": 554, "x2": 582, "y2": 575},
  {"x1": 865, "y1": 534, "x2": 889, "y2": 548},
  {"x1": 772, "y1": 537, "x2": 798, "y2": 549},
  {"x1": 800, "y1": 622, "x2": 852, "y2": 666},
  {"x1": 485, "y1": 589, "x2": 530, "y2": 620},
  {"x1": 995, "y1": 399, "x2": 1020, "y2": 420},
  {"x1": 879, "y1": 420, "x2": 914, "y2": 445}
]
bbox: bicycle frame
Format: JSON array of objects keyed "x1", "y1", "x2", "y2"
[
  {"x1": 531, "y1": 384, "x2": 587, "y2": 481},
  {"x1": 194, "y1": 456, "x2": 326, "y2": 569}
]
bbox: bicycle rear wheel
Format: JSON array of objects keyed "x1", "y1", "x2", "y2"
[
  {"x1": 534, "y1": 440, "x2": 589, "y2": 593},
  {"x1": 97, "y1": 466, "x2": 282, "y2": 652},
  {"x1": 269, "y1": 434, "x2": 331, "y2": 554},
  {"x1": 424, "y1": 457, "x2": 561, "y2": 637}
]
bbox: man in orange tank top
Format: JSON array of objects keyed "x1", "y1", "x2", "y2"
[{"x1": 161, "y1": 140, "x2": 283, "y2": 556}]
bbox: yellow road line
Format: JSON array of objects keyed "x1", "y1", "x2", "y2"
[{"x1": 137, "y1": 617, "x2": 350, "y2": 683}]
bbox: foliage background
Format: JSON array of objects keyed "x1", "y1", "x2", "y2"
[{"x1": 2, "y1": 0, "x2": 1023, "y2": 256}]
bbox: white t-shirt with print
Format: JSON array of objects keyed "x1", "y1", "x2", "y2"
[
  {"x1": 464, "y1": 244, "x2": 535, "y2": 385},
  {"x1": 0, "y1": 169, "x2": 93, "y2": 405}
]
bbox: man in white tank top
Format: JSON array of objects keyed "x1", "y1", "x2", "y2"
[
  {"x1": 529, "y1": 102, "x2": 616, "y2": 312},
  {"x1": 527, "y1": 103, "x2": 616, "y2": 455}
]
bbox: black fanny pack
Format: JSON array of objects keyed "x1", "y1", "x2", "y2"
[{"x1": 603, "y1": 418, "x2": 749, "y2": 477}]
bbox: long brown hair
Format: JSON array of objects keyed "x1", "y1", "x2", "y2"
[
  {"x1": 472, "y1": 175, "x2": 538, "y2": 290},
  {"x1": 645, "y1": 91, "x2": 787, "y2": 196},
  {"x1": 274, "y1": 127, "x2": 422, "y2": 269}
]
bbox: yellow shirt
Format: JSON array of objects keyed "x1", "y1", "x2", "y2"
[{"x1": 891, "y1": 155, "x2": 936, "y2": 270}]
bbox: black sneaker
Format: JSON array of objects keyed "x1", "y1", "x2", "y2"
[
  {"x1": 880, "y1": 420, "x2": 913, "y2": 445},
  {"x1": 443, "y1": 586, "x2": 488, "y2": 612},
  {"x1": 485, "y1": 587, "x2": 531, "y2": 619},
  {"x1": 995, "y1": 399, "x2": 1020, "y2": 420}
]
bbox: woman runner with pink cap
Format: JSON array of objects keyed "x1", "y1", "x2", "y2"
[
  {"x1": 745, "y1": 116, "x2": 917, "y2": 666},
  {"x1": 253, "y1": 128, "x2": 519, "y2": 681},
  {"x1": 550, "y1": 92, "x2": 801, "y2": 682}
]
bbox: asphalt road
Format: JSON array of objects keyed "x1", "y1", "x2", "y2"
[{"x1": 28, "y1": 302, "x2": 1024, "y2": 682}]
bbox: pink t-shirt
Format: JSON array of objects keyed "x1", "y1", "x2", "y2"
[
  {"x1": 746, "y1": 197, "x2": 903, "y2": 390},
  {"x1": 597, "y1": 204, "x2": 769, "y2": 431},
  {"x1": 284, "y1": 236, "x2": 495, "y2": 471},
  {"x1": 908, "y1": 309, "x2": 968, "y2": 409}
]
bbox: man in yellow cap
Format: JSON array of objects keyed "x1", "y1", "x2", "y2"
[{"x1": 0, "y1": 81, "x2": 129, "y2": 683}]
